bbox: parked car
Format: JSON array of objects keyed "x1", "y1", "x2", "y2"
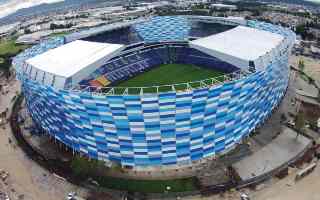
[{"x1": 66, "y1": 192, "x2": 76, "y2": 200}]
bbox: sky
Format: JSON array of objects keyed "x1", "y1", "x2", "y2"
[
  {"x1": 0, "y1": 0, "x2": 64, "y2": 19},
  {"x1": 305, "y1": 0, "x2": 320, "y2": 2},
  {"x1": 0, "y1": 0, "x2": 319, "y2": 20}
]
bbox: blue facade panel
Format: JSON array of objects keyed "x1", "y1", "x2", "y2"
[
  {"x1": 20, "y1": 57, "x2": 289, "y2": 166},
  {"x1": 13, "y1": 19, "x2": 295, "y2": 167},
  {"x1": 134, "y1": 16, "x2": 191, "y2": 42}
]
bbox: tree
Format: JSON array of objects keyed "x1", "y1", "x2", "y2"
[
  {"x1": 295, "y1": 24, "x2": 311, "y2": 40},
  {"x1": 298, "y1": 59, "x2": 305, "y2": 71},
  {"x1": 70, "y1": 155, "x2": 92, "y2": 179},
  {"x1": 280, "y1": 113, "x2": 287, "y2": 123},
  {"x1": 294, "y1": 110, "x2": 306, "y2": 139},
  {"x1": 70, "y1": 155, "x2": 110, "y2": 180},
  {"x1": 295, "y1": 24, "x2": 306, "y2": 34},
  {"x1": 0, "y1": 53, "x2": 14, "y2": 79},
  {"x1": 24, "y1": 29, "x2": 31, "y2": 34},
  {"x1": 251, "y1": 10, "x2": 262, "y2": 17},
  {"x1": 217, "y1": 13, "x2": 225, "y2": 17}
]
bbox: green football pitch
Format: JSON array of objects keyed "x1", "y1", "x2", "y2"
[{"x1": 117, "y1": 64, "x2": 224, "y2": 88}]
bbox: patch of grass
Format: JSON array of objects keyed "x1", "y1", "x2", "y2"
[
  {"x1": 70, "y1": 156, "x2": 199, "y2": 193},
  {"x1": 117, "y1": 64, "x2": 224, "y2": 87},
  {"x1": 0, "y1": 39, "x2": 28, "y2": 55},
  {"x1": 115, "y1": 64, "x2": 225, "y2": 93},
  {"x1": 96, "y1": 176, "x2": 198, "y2": 193},
  {"x1": 0, "y1": 39, "x2": 29, "y2": 74}
]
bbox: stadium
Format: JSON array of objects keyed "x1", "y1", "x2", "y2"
[{"x1": 13, "y1": 16, "x2": 295, "y2": 168}]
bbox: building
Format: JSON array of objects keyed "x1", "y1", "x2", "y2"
[
  {"x1": 211, "y1": 3, "x2": 237, "y2": 10},
  {"x1": 13, "y1": 16, "x2": 295, "y2": 168},
  {"x1": 0, "y1": 22, "x2": 20, "y2": 38},
  {"x1": 175, "y1": 0, "x2": 209, "y2": 7}
]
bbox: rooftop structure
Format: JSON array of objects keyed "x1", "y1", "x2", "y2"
[
  {"x1": 25, "y1": 40, "x2": 124, "y2": 89},
  {"x1": 64, "y1": 19, "x2": 146, "y2": 43},
  {"x1": 190, "y1": 26, "x2": 284, "y2": 71},
  {"x1": 211, "y1": 3, "x2": 237, "y2": 10}
]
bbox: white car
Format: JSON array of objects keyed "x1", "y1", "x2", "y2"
[
  {"x1": 0, "y1": 193, "x2": 10, "y2": 200},
  {"x1": 66, "y1": 192, "x2": 76, "y2": 200},
  {"x1": 240, "y1": 193, "x2": 250, "y2": 200}
]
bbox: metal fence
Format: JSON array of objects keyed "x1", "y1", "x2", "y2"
[{"x1": 71, "y1": 69, "x2": 253, "y2": 96}]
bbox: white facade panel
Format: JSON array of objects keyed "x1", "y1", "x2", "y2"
[{"x1": 44, "y1": 73, "x2": 54, "y2": 86}]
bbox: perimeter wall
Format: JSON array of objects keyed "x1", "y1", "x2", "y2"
[{"x1": 13, "y1": 19, "x2": 295, "y2": 167}]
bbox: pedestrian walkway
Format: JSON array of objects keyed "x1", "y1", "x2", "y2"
[{"x1": 233, "y1": 128, "x2": 311, "y2": 182}]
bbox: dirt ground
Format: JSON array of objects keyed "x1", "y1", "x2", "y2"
[
  {"x1": 0, "y1": 79, "x2": 86, "y2": 200},
  {"x1": 289, "y1": 55, "x2": 320, "y2": 82},
  {"x1": 183, "y1": 162, "x2": 320, "y2": 200},
  {"x1": 251, "y1": 163, "x2": 320, "y2": 200}
]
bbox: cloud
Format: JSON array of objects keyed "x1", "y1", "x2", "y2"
[
  {"x1": 0, "y1": 0, "x2": 64, "y2": 18},
  {"x1": 304, "y1": 0, "x2": 320, "y2": 3}
]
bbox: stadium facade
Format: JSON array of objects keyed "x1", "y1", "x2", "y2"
[{"x1": 13, "y1": 16, "x2": 296, "y2": 167}]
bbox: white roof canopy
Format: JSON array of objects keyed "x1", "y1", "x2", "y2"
[
  {"x1": 190, "y1": 26, "x2": 284, "y2": 71},
  {"x1": 26, "y1": 40, "x2": 124, "y2": 89}
]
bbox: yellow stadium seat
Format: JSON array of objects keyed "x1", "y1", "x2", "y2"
[{"x1": 96, "y1": 76, "x2": 111, "y2": 86}]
